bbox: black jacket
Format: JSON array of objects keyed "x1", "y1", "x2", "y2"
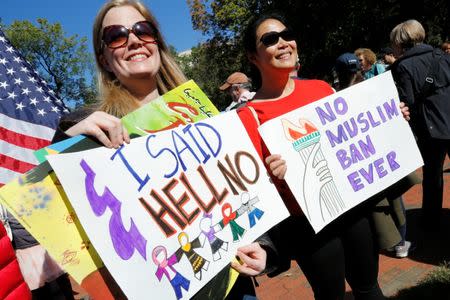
[{"x1": 391, "y1": 44, "x2": 450, "y2": 139}]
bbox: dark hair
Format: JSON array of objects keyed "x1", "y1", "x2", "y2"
[
  {"x1": 243, "y1": 12, "x2": 290, "y2": 54},
  {"x1": 242, "y1": 12, "x2": 293, "y2": 89}
]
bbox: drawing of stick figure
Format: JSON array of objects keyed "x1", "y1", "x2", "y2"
[
  {"x1": 217, "y1": 202, "x2": 246, "y2": 242},
  {"x1": 199, "y1": 213, "x2": 228, "y2": 261},
  {"x1": 236, "y1": 192, "x2": 264, "y2": 228},
  {"x1": 152, "y1": 246, "x2": 190, "y2": 300},
  {"x1": 175, "y1": 232, "x2": 210, "y2": 280},
  {"x1": 282, "y1": 118, "x2": 345, "y2": 222}
]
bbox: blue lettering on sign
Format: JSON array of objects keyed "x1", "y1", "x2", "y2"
[
  {"x1": 111, "y1": 145, "x2": 150, "y2": 192},
  {"x1": 145, "y1": 122, "x2": 222, "y2": 179}
]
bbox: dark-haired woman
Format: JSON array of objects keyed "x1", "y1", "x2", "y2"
[{"x1": 232, "y1": 13, "x2": 385, "y2": 300}]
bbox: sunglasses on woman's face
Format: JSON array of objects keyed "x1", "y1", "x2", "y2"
[
  {"x1": 260, "y1": 29, "x2": 296, "y2": 47},
  {"x1": 102, "y1": 21, "x2": 158, "y2": 49}
]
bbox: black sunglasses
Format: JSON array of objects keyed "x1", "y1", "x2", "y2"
[
  {"x1": 102, "y1": 21, "x2": 158, "y2": 49},
  {"x1": 260, "y1": 29, "x2": 296, "y2": 47}
]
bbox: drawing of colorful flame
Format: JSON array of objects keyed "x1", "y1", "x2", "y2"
[{"x1": 285, "y1": 119, "x2": 322, "y2": 151}]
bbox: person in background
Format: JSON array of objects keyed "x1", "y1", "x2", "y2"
[
  {"x1": 355, "y1": 48, "x2": 386, "y2": 79},
  {"x1": 233, "y1": 13, "x2": 386, "y2": 300},
  {"x1": 332, "y1": 52, "x2": 364, "y2": 90},
  {"x1": 219, "y1": 72, "x2": 256, "y2": 111},
  {"x1": 441, "y1": 41, "x2": 450, "y2": 54},
  {"x1": 390, "y1": 19, "x2": 450, "y2": 231},
  {"x1": 380, "y1": 47, "x2": 396, "y2": 70}
]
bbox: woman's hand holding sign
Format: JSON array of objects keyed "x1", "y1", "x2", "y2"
[
  {"x1": 65, "y1": 111, "x2": 130, "y2": 149},
  {"x1": 399, "y1": 101, "x2": 410, "y2": 121},
  {"x1": 232, "y1": 242, "x2": 267, "y2": 276}
]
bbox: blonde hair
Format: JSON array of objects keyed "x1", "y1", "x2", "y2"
[
  {"x1": 92, "y1": 0, "x2": 186, "y2": 117},
  {"x1": 354, "y1": 48, "x2": 377, "y2": 66},
  {"x1": 390, "y1": 19, "x2": 425, "y2": 50}
]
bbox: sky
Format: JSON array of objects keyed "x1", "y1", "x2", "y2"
[{"x1": 1, "y1": 0, "x2": 206, "y2": 53}]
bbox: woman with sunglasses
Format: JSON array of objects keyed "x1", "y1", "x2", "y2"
[
  {"x1": 52, "y1": 0, "x2": 186, "y2": 146},
  {"x1": 52, "y1": 1, "x2": 261, "y2": 299},
  {"x1": 233, "y1": 13, "x2": 386, "y2": 300}
]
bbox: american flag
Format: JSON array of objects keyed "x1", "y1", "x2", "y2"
[{"x1": 0, "y1": 29, "x2": 69, "y2": 187}]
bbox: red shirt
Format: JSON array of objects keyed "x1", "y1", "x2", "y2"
[{"x1": 238, "y1": 79, "x2": 334, "y2": 214}]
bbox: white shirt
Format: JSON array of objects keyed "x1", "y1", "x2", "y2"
[{"x1": 224, "y1": 90, "x2": 256, "y2": 112}]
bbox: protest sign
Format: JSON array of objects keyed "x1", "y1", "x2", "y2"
[
  {"x1": 0, "y1": 81, "x2": 219, "y2": 293},
  {"x1": 48, "y1": 111, "x2": 289, "y2": 300},
  {"x1": 259, "y1": 72, "x2": 423, "y2": 232}
]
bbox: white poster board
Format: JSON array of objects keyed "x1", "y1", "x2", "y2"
[
  {"x1": 259, "y1": 72, "x2": 423, "y2": 232},
  {"x1": 48, "y1": 111, "x2": 289, "y2": 300}
]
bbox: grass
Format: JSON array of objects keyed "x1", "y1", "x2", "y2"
[{"x1": 389, "y1": 263, "x2": 450, "y2": 300}]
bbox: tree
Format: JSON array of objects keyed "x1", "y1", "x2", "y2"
[
  {"x1": 2, "y1": 19, "x2": 97, "y2": 106},
  {"x1": 176, "y1": 37, "x2": 247, "y2": 110},
  {"x1": 186, "y1": 0, "x2": 449, "y2": 108}
]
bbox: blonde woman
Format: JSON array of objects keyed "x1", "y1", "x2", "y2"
[{"x1": 52, "y1": 1, "x2": 260, "y2": 299}]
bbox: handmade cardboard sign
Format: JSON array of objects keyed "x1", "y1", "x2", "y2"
[
  {"x1": 0, "y1": 81, "x2": 219, "y2": 293},
  {"x1": 258, "y1": 72, "x2": 423, "y2": 232},
  {"x1": 48, "y1": 111, "x2": 289, "y2": 300}
]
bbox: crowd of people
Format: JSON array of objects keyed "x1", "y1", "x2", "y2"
[{"x1": 1, "y1": 0, "x2": 449, "y2": 299}]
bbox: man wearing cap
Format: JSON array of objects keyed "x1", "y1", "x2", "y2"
[
  {"x1": 332, "y1": 53, "x2": 363, "y2": 90},
  {"x1": 219, "y1": 72, "x2": 255, "y2": 112}
]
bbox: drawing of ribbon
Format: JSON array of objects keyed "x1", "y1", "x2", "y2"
[{"x1": 221, "y1": 203, "x2": 236, "y2": 226}]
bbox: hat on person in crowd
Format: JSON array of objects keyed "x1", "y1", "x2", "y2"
[
  {"x1": 219, "y1": 72, "x2": 250, "y2": 90},
  {"x1": 335, "y1": 52, "x2": 360, "y2": 74},
  {"x1": 380, "y1": 47, "x2": 394, "y2": 55}
]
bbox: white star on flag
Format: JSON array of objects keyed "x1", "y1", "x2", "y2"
[
  {"x1": 15, "y1": 102, "x2": 25, "y2": 110},
  {"x1": 7, "y1": 91, "x2": 16, "y2": 99},
  {"x1": 29, "y1": 97, "x2": 38, "y2": 105}
]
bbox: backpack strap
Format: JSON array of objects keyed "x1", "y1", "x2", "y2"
[
  {"x1": 247, "y1": 106, "x2": 260, "y2": 127},
  {"x1": 419, "y1": 48, "x2": 442, "y2": 99}
]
